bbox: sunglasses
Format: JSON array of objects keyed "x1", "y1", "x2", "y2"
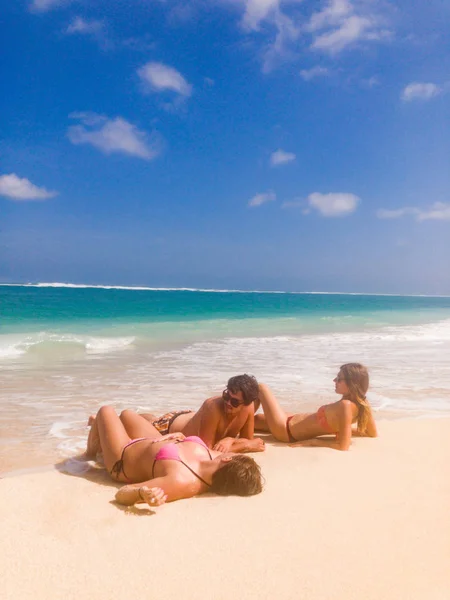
[{"x1": 222, "y1": 389, "x2": 245, "y2": 408}]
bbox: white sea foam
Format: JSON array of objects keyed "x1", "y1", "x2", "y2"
[
  {"x1": 49, "y1": 421, "x2": 74, "y2": 439},
  {"x1": 0, "y1": 332, "x2": 135, "y2": 359},
  {"x1": 0, "y1": 343, "x2": 26, "y2": 358},
  {"x1": 1, "y1": 282, "x2": 449, "y2": 298},
  {"x1": 60, "y1": 457, "x2": 93, "y2": 475},
  {"x1": 1, "y1": 316, "x2": 450, "y2": 468}
]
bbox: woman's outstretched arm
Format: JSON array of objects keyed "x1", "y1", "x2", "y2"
[{"x1": 115, "y1": 475, "x2": 195, "y2": 507}]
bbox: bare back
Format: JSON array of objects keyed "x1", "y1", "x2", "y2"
[{"x1": 289, "y1": 399, "x2": 359, "y2": 440}]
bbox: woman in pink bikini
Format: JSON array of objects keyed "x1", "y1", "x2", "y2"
[
  {"x1": 255, "y1": 363, "x2": 377, "y2": 451},
  {"x1": 84, "y1": 406, "x2": 263, "y2": 507}
]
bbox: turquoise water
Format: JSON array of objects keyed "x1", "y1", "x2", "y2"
[
  {"x1": 2, "y1": 283, "x2": 450, "y2": 337},
  {"x1": 1, "y1": 284, "x2": 450, "y2": 471}
]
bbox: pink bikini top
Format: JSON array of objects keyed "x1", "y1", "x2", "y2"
[
  {"x1": 152, "y1": 436, "x2": 213, "y2": 485},
  {"x1": 154, "y1": 435, "x2": 211, "y2": 461}
]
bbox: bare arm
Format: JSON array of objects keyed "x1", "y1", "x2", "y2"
[
  {"x1": 336, "y1": 400, "x2": 353, "y2": 450},
  {"x1": 213, "y1": 411, "x2": 265, "y2": 453},
  {"x1": 197, "y1": 398, "x2": 222, "y2": 448},
  {"x1": 229, "y1": 437, "x2": 265, "y2": 453},
  {"x1": 231, "y1": 411, "x2": 265, "y2": 452},
  {"x1": 351, "y1": 408, "x2": 378, "y2": 437},
  {"x1": 115, "y1": 475, "x2": 198, "y2": 507},
  {"x1": 363, "y1": 409, "x2": 378, "y2": 437}
]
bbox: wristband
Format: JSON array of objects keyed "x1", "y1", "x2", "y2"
[{"x1": 138, "y1": 487, "x2": 144, "y2": 501}]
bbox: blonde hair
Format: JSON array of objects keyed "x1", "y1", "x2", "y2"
[{"x1": 340, "y1": 363, "x2": 372, "y2": 434}]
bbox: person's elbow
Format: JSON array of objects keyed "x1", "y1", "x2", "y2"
[
  {"x1": 336, "y1": 433, "x2": 351, "y2": 451},
  {"x1": 242, "y1": 438, "x2": 265, "y2": 453},
  {"x1": 365, "y1": 423, "x2": 378, "y2": 438},
  {"x1": 338, "y1": 441, "x2": 351, "y2": 451}
]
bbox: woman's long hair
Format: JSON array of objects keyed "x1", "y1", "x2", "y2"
[{"x1": 340, "y1": 363, "x2": 371, "y2": 434}]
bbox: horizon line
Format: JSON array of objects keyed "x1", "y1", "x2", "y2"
[{"x1": 1, "y1": 282, "x2": 450, "y2": 299}]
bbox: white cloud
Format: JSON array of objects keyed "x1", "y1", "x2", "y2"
[
  {"x1": 261, "y1": 10, "x2": 300, "y2": 72},
  {"x1": 67, "y1": 113, "x2": 159, "y2": 160},
  {"x1": 308, "y1": 0, "x2": 352, "y2": 32},
  {"x1": 270, "y1": 149, "x2": 296, "y2": 166},
  {"x1": 307, "y1": 1, "x2": 389, "y2": 55},
  {"x1": 65, "y1": 16, "x2": 110, "y2": 49},
  {"x1": 401, "y1": 82, "x2": 442, "y2": 102},
  {"x1": 0, "y1": 174, "x2": 57, "y2": 201},
  {"x1": 30, "y1": 0, "x2": 73, "y2": 12},
  {"x1": 213, "y1": 1, "x2": 390, "y2": 70},
  {"x1": 241, "y1": 0, "x2": 281, "y2": 31},
  {"x1": 308, "y1": 192, "x2": 360, "y2": 216},
  {"x1": 377, "y1": 203, "x2": 450, "y2": 222},
  {"x1": 138, "y1": 62, "x2": 192, "y2": 96},
  {"x1": 234, "y1": 1, "x2": 301, "y2": 72},
  {"x1": 66, "y1": 17, "x2": 103, "y2": 35},
  {"x1": 300, "y1": 65, "x2": 330, "y2": 80},
  {"x1": 248, "y1": 191, "x2": 276, "y2": 207},
  {"x1": 312, "y1": 15, "x2": 372, "y2": 53},
  {"x1": 419, "y1": 203, "x2": 450, "y2": 221},
  {"x1": 376, "y1": 207, "x2": 419, "y2": 219}
]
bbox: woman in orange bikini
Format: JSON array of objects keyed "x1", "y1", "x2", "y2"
[
  {"x1": 83, "y1": 406, "x2": 262, "y2": 507},
  {"x1": 255, "y1": 363, "x2": 377, "y2": 451}
]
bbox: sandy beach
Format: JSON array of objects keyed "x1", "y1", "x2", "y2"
[{"x1": 1, "y1": 417, "x2": 449, "y2": 600}]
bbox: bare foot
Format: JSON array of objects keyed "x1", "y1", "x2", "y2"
[{"x1": 88, "y1": 415, "x2": 95, "y2": 427}]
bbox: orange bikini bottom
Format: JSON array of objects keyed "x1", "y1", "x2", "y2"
[{"x1": 285, "y1": 406, "x2": 335, "y2": 442}]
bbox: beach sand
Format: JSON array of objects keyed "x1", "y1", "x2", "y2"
[{"x1": 1, "y1": 418, "x2": 449, "y2": 600}]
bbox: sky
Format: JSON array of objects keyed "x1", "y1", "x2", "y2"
[{"x1": 1, "y1": 0, "x2": 449, "y2": 294}]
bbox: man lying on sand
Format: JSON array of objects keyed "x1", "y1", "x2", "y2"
[{"x1": 140, "y1": 374, "x2": 265, "y2": 454}]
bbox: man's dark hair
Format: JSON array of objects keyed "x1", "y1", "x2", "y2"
[{"x1": 227, "y1": 374, "x2": 259, "y2": 406}]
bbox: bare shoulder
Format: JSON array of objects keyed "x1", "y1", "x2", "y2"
[
  {"x1": 337, "y1": 399, "x2": 358, "y2": 418},
  {"x1": 334, "y1": 398, "x2": 353, "y2": 412},
  {"x1": 200, "y1": 396, "x2": 222, "y2": 414},
  {"x1": 164, "y1": 467, "x2": 204, "y2": 500},
  {"x1": 325, "y1": 399, "x2": 344, "y2": 411},
  {"x1": 242, "y1": 404, "x2": 254, "y2": 417}
]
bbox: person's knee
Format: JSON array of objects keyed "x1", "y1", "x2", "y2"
[
  {"x1": 120, "y1": 408, "x2": 137, "y2": 420},
  {"x1": 97, "y1": 405, "x2": 114, "y2": 419}
]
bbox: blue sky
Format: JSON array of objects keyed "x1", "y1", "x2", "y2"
[{"x1": 1, "y1": 0, "x2": 449, "y2": 294}]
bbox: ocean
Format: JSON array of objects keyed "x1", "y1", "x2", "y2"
[{"x1": 1, "y1": 283, "x2": 450, "y2": 472}]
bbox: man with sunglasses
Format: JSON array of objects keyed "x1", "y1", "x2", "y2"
[{"x1": 140, "y1": 374, "x2": 265, "y2": 454}]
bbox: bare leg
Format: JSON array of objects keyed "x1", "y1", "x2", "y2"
[
  {"x1": 85, "y1": 415, "x2": 101, "y2": 458},
  {"x1": 258, "y1": 384, "x2": 291, "y2": 442},
  {"x1": 87, "y1": 406, "x2": 131, "y2": 473},
  {"x1": 138, "y1": 413, "x2": 157, "y2": 423},
  {"x1": 254, "y1": 413, "x2": 270, "y2": 432},
  {"x1": 120, "y1": 409, "x2": 162, "y2": 440}
]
